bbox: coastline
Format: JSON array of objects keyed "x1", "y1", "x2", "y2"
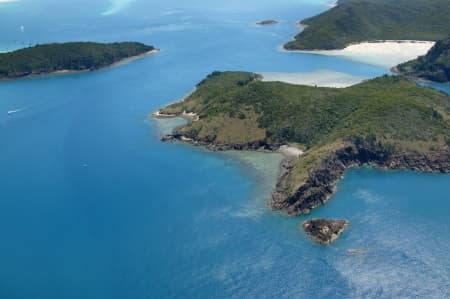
[
  {"x1": 390, "y1": 66, "x2": 450, "y2": 85},
  {"x1": 270, "y1": 145, "x2": 450, "y2": 216},
  {"x1": 281, "y1": 41, "x2": 435, "y2": 68},
  {"x1": 0, "y1": 49, "x2": 159, "y2": 82},
  {"x1": 161, "y1": 130, "x2": 449, "y2": 217},
  {"x1": 151, "y1": 114, "x2": 305, "y2": 215},
  {"x1": 153, "y1": 72, "x2": 450, "y2": 218}
]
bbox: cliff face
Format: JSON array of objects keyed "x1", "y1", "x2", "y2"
[{"x1": 270, "y1": 142, "x2": 450, "y2": 217}]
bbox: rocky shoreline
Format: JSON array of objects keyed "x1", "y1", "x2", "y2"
[
  {"x1": 302, "y1": 219, "x2": 349, "y2": 245},
  {"x1": 160, "y1": 132, "x2": 280, "y2": 152},
  {"x1": 159, "y1": 128, "x2": 450, "y2": 218},
  {"x1": 154, "y1": 113, "x2": 449, "y2": 245},
  {"x1": 271, "y1": 143, "x2": 450, "y2": 217}
]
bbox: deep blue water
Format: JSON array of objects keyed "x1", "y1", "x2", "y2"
[{"x1": 0, "y1": 0, "x2": 449, "y2": 298}]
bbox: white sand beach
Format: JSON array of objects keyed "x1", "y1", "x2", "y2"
[
  {"x1": 279, "y1": 145, "x2": 304, "y2": 158},
  {"x1": 259, "y1": 69, "x2": 368, "y2": 88},
  {"x1": 152, "y1": 110, "x2": 199, "y2": 121},
  {"x1": 285, "y1": 41, "x2": 435, "y2": 68}
]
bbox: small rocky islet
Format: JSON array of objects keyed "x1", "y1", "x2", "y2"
[
  {"x1": 256, "y1": 20, "x2": 279, "y2": 26},
  {"x1": 302, "y1": 219, "x2": 349, "y2": 245}
]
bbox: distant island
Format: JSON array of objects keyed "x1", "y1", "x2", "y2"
[
  {"x1": 155, "y1": 71, "x2": 450, "y2": 217},
  {"x1": 395, "y1": 36, "x2": 450, "y2": 83},
  {"x1": 284, "y1": 0, "x2": 450, "y2": 50},
  {"x1": 256, "y1": 20, "x2": 279, "y2": 26},
  {"x1": 0, "y1": 42, "x2": 157, "y2": 80}
]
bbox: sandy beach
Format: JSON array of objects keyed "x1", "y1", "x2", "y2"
[
  {"x1": 278, "y1": 145, "x2": 304, "y2": 158},
  {"x1": 283, "y1": 41, "x2": 435, "y2": 68},
  {"x1": 152, "y1": 110, "x2": 199, "y2": 122},
  {"x1": 259, "y1": 69, "x2": 368, "y2": 88}
]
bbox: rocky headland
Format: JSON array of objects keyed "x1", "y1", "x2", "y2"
[
  {"x1": 394, "y1": 36, "x2": 450, "y2": 83},
  {"x1": 270, "y1": 141, "x2": 450, "y2": 216},
  {"x1": 153, "y1": 71, "x2": 450, "y2": 239}
]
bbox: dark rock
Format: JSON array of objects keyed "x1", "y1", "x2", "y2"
[
  {"x1": 161, "y1": 135, "x2": 176, "y2": 142},
  {"x1": 256, "y1": 20, "x2": 279, "y2": 26},
  {"x1": 396, "y1": 36, "x2": 450, "y2": 83},
  {"x1": 302, "y1": 218, "x2": 349, "y2": 245},
  {"x1": 271, "y1": 141, "x2": 450, "y2": 217},
  {"x1": 161, "y1": 129, "x2": 450, "y2": 219}
]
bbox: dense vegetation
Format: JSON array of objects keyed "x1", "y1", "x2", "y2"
[
  {"x1": 160, "y1": 71, "x2": 450, "y2": 214},
  {"x1": 284, "y1": 0, "x2": 450, "y2": 50},
  {"x1": 0, "y1": 42, "x2": 155, "y2": 79},
  {"x1": 162, "y1": 71, "x2": 450, "y2": 149},
  {"x1": 396, "y1": 36, "x2": 450, "y2": 83},
  {"x1": 160, "y1": 71, "x2": 450, "y2": 215}
]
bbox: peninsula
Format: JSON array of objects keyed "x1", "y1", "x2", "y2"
[
  {"x1": 395, "y1": 36, "x2": 450, "y2": 83},
  {"x1": 284, "y1": 0, "x2": 450, "y2": 50},
  {"x1": 0, "y1": 42, "x2": 156, "y2": 80},
  {"x1": 155, "y1": 71, "x2": 450, "y2": 217}
]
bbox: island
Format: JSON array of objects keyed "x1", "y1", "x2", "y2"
[
  {"x1": 394, "y1": 36, "x2": 450, "y2": 83},
  {"x1": 284, "y1": 0, "x2": 450, "y2": 50},
  {"x1": 302, "y1": 219, "x2": 349, "y2": 245},
  {"x1": 256, "y1": 20, "x2": 279, "y2": 26},
  {"x1": 154, "y1": 71, "x2": 450, "y2": 217},
  {"x1": 0, "y1": 42, "x2": 157, "y2": 80}
]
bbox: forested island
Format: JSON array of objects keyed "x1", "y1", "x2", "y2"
[
  {"x1": 0, "y1": 42, "x2": 156, "y2": 80},
  {"x1": 395, "y1": 36, "x2": 450, "y2": 83},
  {"x1": 284, "y1": 0, "x2": 450, "y2": 50},
  {"x1": 155, "y1": 71, "x2": 450, "y2": 217}
]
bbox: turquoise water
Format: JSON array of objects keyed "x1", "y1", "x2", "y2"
[{"x1": 0, "y1": 0, "x2": 449, "y2": 298}]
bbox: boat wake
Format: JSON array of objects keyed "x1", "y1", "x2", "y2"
[{"x1": 7, "y1": 107, "x2": 27, "y2": 114}]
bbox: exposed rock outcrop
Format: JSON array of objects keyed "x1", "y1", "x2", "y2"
[
  {"x1": 271, "y1": 141, "x2": 450, "y2": 216},
  {"x1": 161, "y1": 133, "x2": 281, "y2": 152},
  {"x1": 256, "y1": 20, "x2": 279, "y2": 26},
  {"x1": 302, "y1": 219, "x2": 349, "y2": 245}
]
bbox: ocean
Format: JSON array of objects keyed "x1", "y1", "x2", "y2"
[{"x1": 0, "y1": 0, "x2": 449, "y2": 298}]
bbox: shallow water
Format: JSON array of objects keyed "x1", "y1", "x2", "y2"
[{"x1": 0, "y1": 0, "x2": 449, "y2": 298}]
